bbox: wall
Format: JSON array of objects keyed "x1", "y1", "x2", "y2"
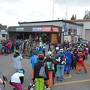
[{"x1": 85, "y1": 29, "x2": 90, "y2": 41}]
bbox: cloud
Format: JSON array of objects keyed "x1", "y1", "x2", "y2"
[
  {"x1": 55, "y1": 0, "x2": 90, "y2": 6},
  {"x1": 0, "y1": 0, "x2": 21, "y2": 3},
  {"x1": 0, "y1": 0, "x2": 53, "y2": 26},
  {"x1": 0, "y1": 0, "x2": 90, "y2": 26}
]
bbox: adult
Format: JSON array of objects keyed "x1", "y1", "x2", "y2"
[
  {"x1": 56, "y1": 48, "x2": 66, "y2": 81},
  {"x1": 12, "y1": 50, "x2": 23, "y2": 71},
  {"x1": 30, "y1": 51, "x2": 38, "y2": 81},
  {"x1": 10, "y1": 70, "x2": 24, "y2": 90}
]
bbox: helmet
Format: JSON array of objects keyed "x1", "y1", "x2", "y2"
[{"x1": 56, "y1": 47, "x2": 59, "y2": 51}]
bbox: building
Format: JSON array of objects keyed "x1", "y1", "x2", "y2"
[
  {"x1": 71, "y1": 19, "x2": 90, "y2": 41},
  {"x1": 18, "y1": 20, "x2": 83, "y2": 42},
  {"x1": 0, "y1": 24, "x2": 7, "y2": 40},
  {"x1": 8, "y1": 20, "x2": 83, "y2": 43}
]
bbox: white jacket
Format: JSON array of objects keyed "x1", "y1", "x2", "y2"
[
  {"x1": 11, "y1": 72, "x2": 24, "y2": 83},
  {"x1": 12, "y1": 54, "x2": 23, "y2": 70}
]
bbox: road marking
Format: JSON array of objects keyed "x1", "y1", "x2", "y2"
[{"x1": 54, "y1": 79, "x2": 90, "y2": 86}]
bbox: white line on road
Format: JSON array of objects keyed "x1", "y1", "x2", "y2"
[{"x1": 54, "y1": 79, "x2": 90, "y2": 87}]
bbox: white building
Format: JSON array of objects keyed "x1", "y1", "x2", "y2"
[{"x1": 71, "y1": 19, "x2": 90, "y2": 41}]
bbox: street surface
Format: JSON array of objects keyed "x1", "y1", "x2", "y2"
[{"x1": 0, "y1": 54, "x2": 90, "y2": 90}]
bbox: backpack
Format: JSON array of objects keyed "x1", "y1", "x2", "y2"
[
  {"x1": 39, "y1": 64, "x2": 46, "y2": 78},
  {"x1": 46, "y1": 61, "x2": 54, "y2": 70}
]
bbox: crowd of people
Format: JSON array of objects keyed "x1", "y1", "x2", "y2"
[
  {"x1": 0, "y1": 38, "x2": 90, "y2": 90},
  {"x1": 29, "y1": 41, "x2": 89, "y2": 90}
]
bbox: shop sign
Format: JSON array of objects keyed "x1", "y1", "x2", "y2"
[
  {"x1": 42, "y1": 27, "x2": 51, "y2": 32},
  {"x1": 52, "y1": 27, "x2": 59, "y2": 32},
  {"x1": 1, "y1": 30, "x2": 7, "y2": 34},
  {"x1": 16, "y1": 27, "x2": 24, "y2": 31},
  {"x1": 32, "y1": 27, "x2": 42, "y2": 32},
  {"x1": 32, "y1": 27, "x2": 51, "y2": 32}
]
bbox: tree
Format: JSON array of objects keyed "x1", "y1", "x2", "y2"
[
  {"x1": 83, "y1": 11, "x2": 90, "y2": 19},
  {"x1": 71, "y1": 15, "x2": 76, "y2": 20}
]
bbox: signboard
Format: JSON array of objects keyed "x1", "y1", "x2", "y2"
[
  {"x1": 52, "y1": 27, "x2": 59, "y2": 32},
  {"x1": 1, "y1": 30, "x2": 7, "y2": 34},
  {"x1": 32, "y1": 27, "x2": 51, "y2": 32},
  {"x1": 16, "y1": 27, "x2": 24, "y2": 31},
  {"x1": 32, "y1": 27, "x2": 42, "y2": 32},
  {"x1": 42, "y1": 27, "x2": 51, "y2": 32},
  {"x1": 32, "y1": 27, "x2": 59, "y2": 32}
]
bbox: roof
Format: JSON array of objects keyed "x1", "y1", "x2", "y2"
[
  {"x1": 69, "y1": 19, "x2": 90, "y2": 22},
  {"x1": 18, "y1": 20, "x2": 83, "y2": 26}
]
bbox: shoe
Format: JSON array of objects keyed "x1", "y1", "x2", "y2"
[{"x1": 46, "y1": 87, "x2": 51, "y2": 90}]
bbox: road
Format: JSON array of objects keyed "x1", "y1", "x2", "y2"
[{"x1": 0, "y1": 54, "x2": 90, "y2": 90}]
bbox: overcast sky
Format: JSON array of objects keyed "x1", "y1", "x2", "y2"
[{"x1": 0, "y1": 0, "x2": 90, "y2": 26}]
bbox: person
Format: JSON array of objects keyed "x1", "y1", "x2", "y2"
[
  {"x1": 34, "y1": 54, "x2": 48, "y2": 90},
  {"x1": 44, "y1": 54, "x2": 55, "y2": 89},
  {"x1": 10, "y1": 70, "x2": 24, "y2": 90},
  {"x1": 0, "y1": 42, "x2": 2, "y2": 54},
  {"x1": 0, "y1": 72, "x2": 7, "y2": 90},
  {"x1": 12, "y1": 50, "x2": 23, "y2": 71},
  {"x1": 30, "y1": 51, "x2": 38, "y2": 81},
  {"x1": 56, "y1": 48, "x2": 66, "y2": 81},
  {"x1": 72, "y1": 48, "x2": 78, "y2": 69},
  {"x1": 76, "y1": 47, "x2": 88, "y2": 73},
  {"x1": 0, "y1": 78, "x2": 5, "y2": 90},
  {"x1": 65, "y1": 48, "x2": 72, "y2": 75}
]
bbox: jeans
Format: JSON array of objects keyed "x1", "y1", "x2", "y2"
[
  {"x1": 64, "y1": 63, "x2": 71, "y2": 74},
  {"x1": 56, "y1": 64, "x2": 65, "y2": 80}
]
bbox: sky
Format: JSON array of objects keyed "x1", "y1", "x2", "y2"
[{"x1": 0, "y1": 0, "x2": 90, "y2": 26}]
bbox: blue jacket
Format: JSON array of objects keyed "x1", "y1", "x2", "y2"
[
  {"x1": 30, "y1": 55, "x2": 38, "y2": 69},
  {"x1": 65, "y1": 51, "x2": 72, "y2": 64}
]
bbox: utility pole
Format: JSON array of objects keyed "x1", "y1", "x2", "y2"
[
  {"x1": 52, "y1": 0, "x2": 55, "y2": 20},
  {"x1": 65, "y1": 7, "x2": 68, "y2": 20}
]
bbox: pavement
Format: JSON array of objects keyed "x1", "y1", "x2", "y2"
[{"x1": 0, "y1": 54, "x2": 90, "y2": 90}]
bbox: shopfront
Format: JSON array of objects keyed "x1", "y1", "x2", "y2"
[{"x1": 8, "y1": 25, "x2": 61, "y2": 44}]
